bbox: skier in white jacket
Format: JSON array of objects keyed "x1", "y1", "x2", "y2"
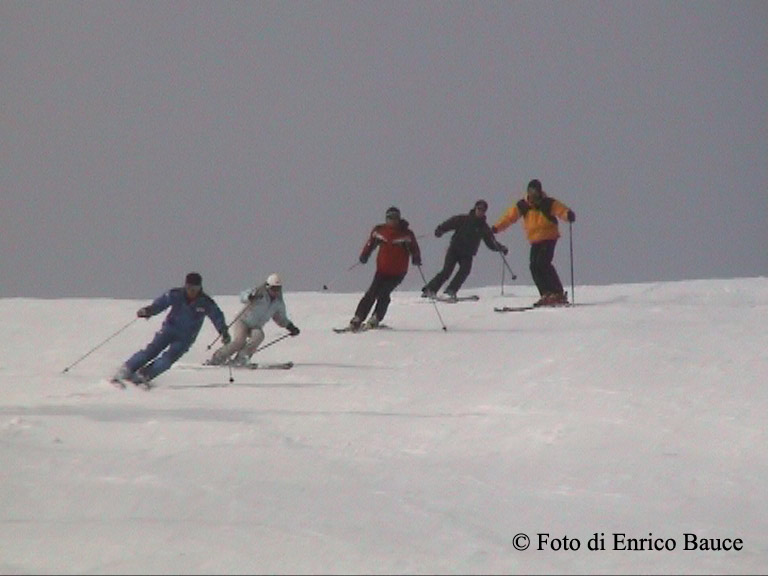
[{"x1": 207, "y1": 273, "x2": 300, "y2": 366}]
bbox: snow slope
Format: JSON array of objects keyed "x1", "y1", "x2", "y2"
[{"x1": 1, "y1": 278, "x2": 766, "y2": 574}]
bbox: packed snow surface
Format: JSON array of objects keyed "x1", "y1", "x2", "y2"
[{"x1": 1, "y1": 279, "x2": 765, "y2": 574}]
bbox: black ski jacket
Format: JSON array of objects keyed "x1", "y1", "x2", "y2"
[{"x1": 435, "y1": 209, "x2": 503, "y2": 257}]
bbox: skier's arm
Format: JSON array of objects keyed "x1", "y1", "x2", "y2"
[
  {"x1": 408, "y1": 231, "x2": 422, "y2": 266},
  {"x1": 240, "y1": 288, "x2": 254, "y2": 303},
  {"x1": 482, "y1": 225, "x2": 508, "y2": 254},
  {"x1": 492, "y1": 205, "x2": 520, "y2": 234},
  {"x1": 271, "y1": 302, "x2": 300, "y2": 336},
  {"x1": 207, "y1": 301, "x2": 227, "y2": 335},
  {"x1": 551, "y1": 199, "x2": 575, "y2": 222},
  {"x1": 435, "y1": 215, "x2": 462, "y2": 237},
  {"x1": 359, "y1": 227, "x2": 381, "y2": 263},
  {"x1": 138, "y1": 291, "x2": 172, "y2": 318},
  {"x1": 271, "y1": 301, "x2": 289, "y2": 328}
]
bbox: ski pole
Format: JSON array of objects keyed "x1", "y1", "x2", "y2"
[
  {"x1": 347, "y1": 261, "x2": 362, "y2": 272},
  {"x1": 499, "y1": 253, "x2": 517, "y2": 280},
  {"x1": 207, "y1": 305, "x2": 248, "y2": 350},
  {"x1": 225, "y1": 333, "x2": 291, "y2": 385},
  {"x1": 501, "y1": 254, "x2": 506, "y2": 296},
  {"x1": 61, "y1": 317, "x2": 139, "y2": 374},
  {"x1": 255, "y1": 333, "x2": 292, "y2": 353},
  {"x1": 569, "y1": 221, "x2": 575, "y2": 305},
  {"x1": 416, "y1": 265, "x2": 447, "y2": 332}
]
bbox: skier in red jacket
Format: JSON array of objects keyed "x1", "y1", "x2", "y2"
[{"x1": 348, "y1": 206, "x2": 422, "y2": 331}]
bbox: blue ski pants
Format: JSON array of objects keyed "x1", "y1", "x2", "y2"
[{"x1": 125, "y1": 327, "x2": 193, "y2": 380}]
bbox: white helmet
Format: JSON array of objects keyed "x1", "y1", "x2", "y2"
[{"x1": 266, "y1": 273, "x2": 282, "y2": 288}]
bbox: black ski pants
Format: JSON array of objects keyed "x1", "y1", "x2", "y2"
[
  {"x1": 423, "y1": 247, "x2": 473, "y2": 294},
  {"x1": 354, "y1": 271, "x2": 405, "y2": 322},
  {"x1": 530, "y1": 239, "x2": 564, "y2": 296}
]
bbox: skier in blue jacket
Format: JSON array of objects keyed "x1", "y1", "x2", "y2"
[{"x1": 113, "y1": 272, "x2": 230, "y2": 387}]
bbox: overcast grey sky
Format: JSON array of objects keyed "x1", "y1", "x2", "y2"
[{"x1": 2, "y1": 1, "x2": 766, "y2": 299}]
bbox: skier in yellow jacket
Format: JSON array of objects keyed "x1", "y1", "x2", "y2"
[{"x1": 492, "y1": 179, "x2": 575, "y2": 307}]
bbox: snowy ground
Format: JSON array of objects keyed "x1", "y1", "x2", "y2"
[{"x1": 1, "y1": 278, "x2": 766, "y2": 574}]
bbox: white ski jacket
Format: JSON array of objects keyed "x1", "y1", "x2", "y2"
[{"x1": 237, "y1": 283, "x2": 290, "y2": 330}]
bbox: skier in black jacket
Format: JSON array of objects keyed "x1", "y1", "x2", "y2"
[{"x1": 422, "y1": 199, "x2": 508, "y2": 300}]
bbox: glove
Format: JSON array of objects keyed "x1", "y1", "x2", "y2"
[
  {"x1": 434, "y1": 227, "x2": 443, "y2": 238},
  {"x1": 412, "y1": 257, "x2": 422, "y2": 267},
  {"x1": 137, "y1": 306, "x2": 151, "y2": 318},
  {"x1": 497, "y1": 243, "x2": 509, "y2": 256},
  {"x1": 567, "y1": 210, "x2": 576, "y2": 223},
  {"x1": 491, "y1": 225, "x2": 499, "y2": 234},
  {"x1": 221, "y1": 329, "x2": 231, "y2": 345},
  {"x1": 286, "y1": 322, "x2": 300, "y2": 336},
  {"x1": 359, "y1": 253, "x2": 369, "y2": 264}
]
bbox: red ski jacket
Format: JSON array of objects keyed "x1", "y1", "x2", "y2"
[{"x1": 360, "y1": 219, "x2": 421, "y2": 277}]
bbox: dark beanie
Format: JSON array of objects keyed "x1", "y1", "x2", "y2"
[
  {"x1": 527, "y1": 179, "x2": 542, "y2": 193},
  {"x1": 385, "y1": 206, "x2": 401, "y2": 220},
  {"x1": 185, "y1": 272, "x2": 203, "y2": 286}
]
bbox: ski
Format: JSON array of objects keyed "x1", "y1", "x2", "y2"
[
  {"x1": 242, "y1": 361, "x2": 294, "y2": 370},
  {"x1": 494, "y1": 303, "x2": 572, "y2": 313},
  {"x1": 332, "y1": 323, "x2": 390, "y2": 334},
  {"x1": 494, "y1": 306, "x2": 535, "y2": 313},
  {"x1": 109, "y1": 377, "x2": 152, "y2": 391},
  {"x1": 332, "y1": 326, "x2": 356, "y2": 333},
  {"x1": 176, "y1": 361, "x2": 294, "y2": 371},
  {"x1": 425, "y1": 294, "x2": 479, "y2": 303},
  {"x1": 109, "y1": 378, "x2": 126, "y2": 389}
]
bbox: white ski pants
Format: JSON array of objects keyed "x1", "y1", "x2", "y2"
[{"x1": 211, "y1": 319, "x2": 265, "y2": 364}]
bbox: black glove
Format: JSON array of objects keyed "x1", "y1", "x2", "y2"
[
  {"x1": 567, "y1": 210, "x2": 576, "y2": 223},
  {"x1": 137, "y1": 306, "x2": 151, "y2": 318},
  {"x1": 497, "y1": 243, "x2": 509, "y2": 256},
  {"x1": 359, "y1": 253, "x2": 369, "y2": 264},
  {"x1": 434, "y1": 227, "x2": 443, "y2": 238},
  {"x1": 413, "y1": 257, "x2": 422, "y2": 267},
  {"x1": 286, "y1": 322, "x2": 300, "y2": 336},
  {"x1": 221, "y1": 329, "x2": 231, "y2": 345}
]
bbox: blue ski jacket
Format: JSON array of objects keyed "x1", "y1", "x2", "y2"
[{"x1": 144, "y1": 287, "x2": 227, "y2": 342}]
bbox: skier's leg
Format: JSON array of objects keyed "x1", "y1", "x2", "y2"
[
  {"x1": 141, "y1": 338, "x2": 192, "y2": 381},
  {"x1": 353, "y1": 274, "x2": 383, "y2": 322},
  {"x1": 372, "y1": 274, "x2": 404, "y2": 321},
  {"x1": 238, "y1": 327, "x2": 265, "y2": 362},
  {"x1": 424, "y1": 250, "x2": 457, "y2": 294},
  {"x1": 541, "y1": 239, "x2": 564, "y2": 295},
  {"x1": 210, "y1": 319, "x2": 249, "y2": 365},
  {"x1": 529, "y1": 242, "x2": 548, "y2": 296},
  {"x1": 446, "y1": 255, "x2": 473, "y2": 294},
  {"x1": 124, "y1": 329, "x2": 173, "y2": 373}
]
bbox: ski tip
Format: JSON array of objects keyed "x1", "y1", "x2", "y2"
[
  {"x1": 109, "y1": 378, "x2": 126, "y2": 389},
  {"x1": 494, "y1": 306, "x2": 534, "y2": 312},
  {"x1": 430, "y1": 294, "x2": 479, "y2": 303},
  {"x1": 247, "y1": 361, "x2": 294, "y2": 370}
]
